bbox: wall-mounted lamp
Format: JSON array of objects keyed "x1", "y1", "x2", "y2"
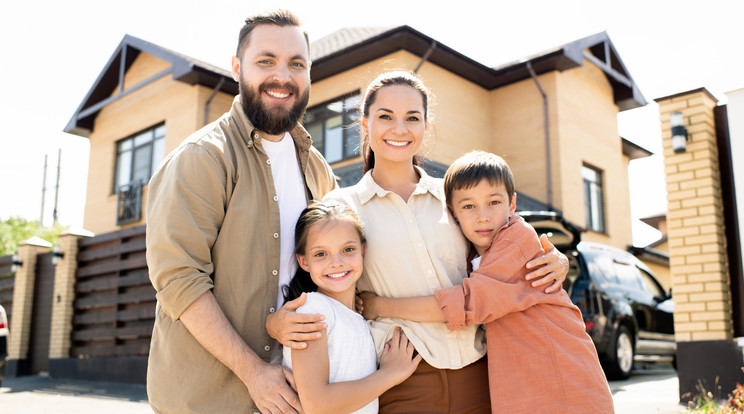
[
  {"x1": 52, "y1": 245, "x2": 65, "y2": 266},
  {"x1": 670, "y1": 111, "x2": 689, "y2": 153},
  {"x1": 11, "y1": 254, "x2": 23, "y2": 273}
]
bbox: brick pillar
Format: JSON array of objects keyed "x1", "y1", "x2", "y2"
[
  {"x1": 6, "y1": 236, "x2": 52, "y2": 377},
  {"x1": 656, "y1": 87, "x2": 743, "y2": 402},
  {"x1": 49, "y1": 230, "x2": 91, "y2": 362}
]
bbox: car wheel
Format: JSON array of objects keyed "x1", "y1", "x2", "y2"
[{"x1": 605, "y1": 325, "x2": 634, "y2": 380}]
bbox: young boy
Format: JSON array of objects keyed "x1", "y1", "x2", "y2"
[{"x1": 361, "y1": 151, "x2": 614, "y2": 413}]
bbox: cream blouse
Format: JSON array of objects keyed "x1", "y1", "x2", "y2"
[{"x1": 324, "y1": 167, "x2": 487, "y2": 369}]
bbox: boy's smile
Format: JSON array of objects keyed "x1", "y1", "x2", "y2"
[{"x1": 450, "y1": 179, "x2": 516, "y2": 256}]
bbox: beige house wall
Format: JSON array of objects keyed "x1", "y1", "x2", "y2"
[
  {"x1": 489, "y1": 75, "x2": 552, "y2": 205},
  {"x1": 553, "y1": 61, "x2": 632, "y2": 249},
  {"x1": 83, "y1": 52, "x2": 233, "y2": 234}
]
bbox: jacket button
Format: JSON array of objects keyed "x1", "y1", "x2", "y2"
[{"x1": 264, "y1": 345, "x2": 270, "y2": 352}]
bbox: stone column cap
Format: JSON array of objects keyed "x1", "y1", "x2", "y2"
[
  {"x1": 19, "y1": 236, "x2": 53, "y2": 248},
  {"x1": 60, "y1": 227, "x2": 95, "y2": 237}
]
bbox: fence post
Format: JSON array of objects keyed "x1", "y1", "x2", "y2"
[
  {"x1": 49, "y1": 230, "x2": 93, "y2": 369},
  {"x1": 6, "y1": 237, "x2": 52, "y2": 377}
]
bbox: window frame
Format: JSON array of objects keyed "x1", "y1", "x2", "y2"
[
  {"x1": 112, "y1": 123, "x2": 166, "y2": 194},
  {"x1": 303, "y1": 91, "x2": 361, "y2": 164},
  {"x1": 582, "y1": 163, "x2": 606, "y2": 233}
]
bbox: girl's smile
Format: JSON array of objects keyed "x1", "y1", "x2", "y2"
[{"x1": 297, "y1": 220, "x2": 365, "y2": 309}]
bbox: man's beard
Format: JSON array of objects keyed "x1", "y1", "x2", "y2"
[{"x1": 239, "y1": 79, "x2": 310, "y2": 136}]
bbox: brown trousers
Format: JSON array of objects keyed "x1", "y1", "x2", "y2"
[{"x1": 379, "y1": 356, "x2": 491, "y2": 414}]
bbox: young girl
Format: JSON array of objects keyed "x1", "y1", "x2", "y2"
[{"x1": 282, "y1": 200, "x2": 421, "y2": 414}]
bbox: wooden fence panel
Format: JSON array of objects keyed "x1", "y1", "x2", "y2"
[{"x1": 72, "y1": 225, "x2": 155, "y2": 361}]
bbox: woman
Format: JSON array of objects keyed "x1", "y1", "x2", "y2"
[{"x1": 271, "y1": 71, "x2": 568, "y2": 413}]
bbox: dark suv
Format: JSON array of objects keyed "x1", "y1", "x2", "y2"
[{"x1": 520, "y1": 211, "x2": 675, "y2": 380}]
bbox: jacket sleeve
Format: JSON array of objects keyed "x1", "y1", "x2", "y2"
[
  {"x1": 433, "y1": 222, "x2": 548, "y2": 331},
  {"x1": 145, "y1": 143, "x2": 227, "y2": 321}
]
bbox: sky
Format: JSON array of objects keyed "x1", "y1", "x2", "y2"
[{"x1": 1, "y1": 0, "x2": 742, "y2": 246}]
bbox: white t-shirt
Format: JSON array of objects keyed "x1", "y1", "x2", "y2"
[
  {"x1": 262, "y1": 132, "x2": 307, "y2": 310},
  {"x1": 471, "y1": 255, "x2": 482, "y2": 271},
  {"x1": 283, "y1": 292, "x2": 378, "y2": 414}
]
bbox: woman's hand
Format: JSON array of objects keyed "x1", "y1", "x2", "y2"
[
  {"x1": 525, "y1": 234, "x2": 569, "y2": 293},
  {"x1": 378, "y1": 327, "x2": 422, "y2": 385},
  {"x1": 265, "y1": 292, "x2": 327, "y2": 350}
]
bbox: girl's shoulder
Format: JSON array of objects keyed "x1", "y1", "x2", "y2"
[{"x1": 296, "y1": 292, "x2": 338, "y2": 325}]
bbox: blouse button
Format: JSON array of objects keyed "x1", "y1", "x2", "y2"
[
  {"x1": 273, "y1": 196, "x2": 279, "y2": 202},
  {"x1": 273, "y1": 233, "x2": 279, "y2": 238},
  {"x1": 272, "y1": 270, "x2": 278, "y2": 276},
  {"x1": 266, "y1": 159, "x2": 272, "y2": 165}
]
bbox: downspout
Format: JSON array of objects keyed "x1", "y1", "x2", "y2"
[
  {"x1": 204, "y1": 77, "x2": 226, "y2": 126},
  {"x1": 526, "y1": 61, "x2": 553, "y2": 211},
  {"x1": 413, "y1": 41, "x2": 437, "y2": 73}
]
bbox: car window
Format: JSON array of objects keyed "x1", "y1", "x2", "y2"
[
  {"x1": 613, "y1": 261, "x2": 644, "y2": 290},
  {"x1": 638, "y1": 268, "x2": 665, "y2": 297},
  {"x1": 585, "y1": 253, "x2": 614, "y2": 284}
]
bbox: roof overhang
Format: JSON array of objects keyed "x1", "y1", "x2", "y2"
[
  {"x1": 65, "y1": 34, "x2": 237, "y2": 138},
  {"x1": 621, "y1": 137, "x2": 654, "y2": 160},
  {"x1": 311, "y1": 27, "x2": 646, "y2": 111}
]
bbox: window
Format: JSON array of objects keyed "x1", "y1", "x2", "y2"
[
  {"x1": 304, "y1": 93, "x2": 361, "y2": 164},
  {"x1": 114, "y1": 124, "x2": 166, "y2": 192},
  {"x1": 582, "y1": 164, "x2": 605, "y2": 233}
]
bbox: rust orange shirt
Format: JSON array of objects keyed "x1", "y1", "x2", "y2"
[{"x1": 434, "y1": 215, "x2": 614, "y2": 413}]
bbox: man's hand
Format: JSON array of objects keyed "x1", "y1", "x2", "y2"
[
  {"x1": 266, "y1": 292, "x2": 327, "y2": 350},
  {"x1": 525, "y1": 234, "x2": 570, "y2": 293},
  {"x1": 241, "y1": 360, "x2": 302, "y2": 414}
]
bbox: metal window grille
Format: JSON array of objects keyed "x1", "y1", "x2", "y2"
[{"x1": 116, "y1": 180, "x2": 144, "y2": 225}]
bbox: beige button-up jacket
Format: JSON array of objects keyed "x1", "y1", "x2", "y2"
[{"x1": 145, "y1": 96, "x2": 337, "y2": 413}]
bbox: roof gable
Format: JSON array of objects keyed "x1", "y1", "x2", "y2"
[{"x1": 65, "y1": 34, "x2": 237, "y2": 137}]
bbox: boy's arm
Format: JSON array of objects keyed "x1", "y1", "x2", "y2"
[
  {"x1": 435, "y1": 223, "x2": 558, "y2": 331},
  {"x1": 360, "y1": 292, "x2": 446, "y2": 322}
]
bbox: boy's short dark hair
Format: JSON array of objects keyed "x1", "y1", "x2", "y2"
[{"x1": 444, "y1": 151, "x2": 515, "y2": 209}]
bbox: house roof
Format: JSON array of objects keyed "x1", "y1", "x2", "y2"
[
  {"x1": 65, "y1": 34, "x2": 238, "y2": 137},
  {"x1": 310, "y1": 26, "x2": 646, "y2": 111},
  {"x1": 621, "y1": 137, "x2": 654, "y2": 160},
  {"x1": 66, "y1": 27, "x2": 647, "y2": 137},
  {"x1": 640, "y1": 213, "x2": 667, "y2": 231}
]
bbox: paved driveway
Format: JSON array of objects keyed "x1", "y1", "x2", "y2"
[{"x1": 1, "y1": 364, "x2": 686, "y2": 413}]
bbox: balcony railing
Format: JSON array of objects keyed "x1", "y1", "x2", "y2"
[{"x1": 116, "y1": 180, "x2": 144, "y2": 225}]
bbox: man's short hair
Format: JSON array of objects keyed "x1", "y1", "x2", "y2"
[
  {"x1": 236, "y1": 9, "x2": 309, "y2": 57},
  {"x1": 444, "y1": 151, "x2": 515, "y2": 208}
]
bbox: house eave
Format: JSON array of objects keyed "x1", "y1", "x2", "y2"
[
  {"x1": 64, "y1": 34, "x2": 237, "y2": 138},
  {"x1": 311, "y1": 27, "x2": 646, "y2": 111}
]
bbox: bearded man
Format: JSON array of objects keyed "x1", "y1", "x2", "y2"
[{"x1": 145, "y1": 10, "x2": 337, "y2": 414}]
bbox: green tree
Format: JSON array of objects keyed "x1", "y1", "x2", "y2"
[{"x1": 0, "y1": 217, "x2": 67, "y2": 256}]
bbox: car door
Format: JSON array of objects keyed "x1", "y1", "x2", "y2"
[{"x1": 637, "y1": 267, "x2": 675, "y2": 337}]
